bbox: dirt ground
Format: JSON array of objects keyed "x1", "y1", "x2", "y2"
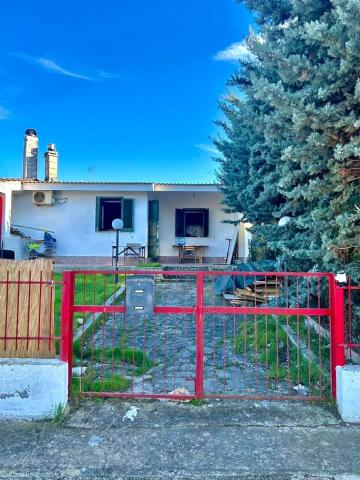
[{"x1": 1, "y1": 398, "x2": 360, "y2": 479}]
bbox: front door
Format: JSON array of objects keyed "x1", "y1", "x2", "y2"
[{"x1": 148, "y1": 200, "x2": 159, "y2": 259}]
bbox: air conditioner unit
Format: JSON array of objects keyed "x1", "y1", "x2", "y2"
[{"x1": 32, "y1": 191, "x2": 54, "y2": 206}]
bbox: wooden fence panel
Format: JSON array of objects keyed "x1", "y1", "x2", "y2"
[{"x1": 0, "y1": 259, "x2": 55, "y2": 358}]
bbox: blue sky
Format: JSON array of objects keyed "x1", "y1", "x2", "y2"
[{"x1": 0, "y1": 1, "x2": 253, "y2": 182}]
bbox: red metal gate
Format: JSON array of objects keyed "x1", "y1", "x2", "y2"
[
  {"x1": 342, "y1": 279, "x2": 360, "y2": 366},
  {"x1": 60, "y1": 270, "x2": 346, "y2": 401}
]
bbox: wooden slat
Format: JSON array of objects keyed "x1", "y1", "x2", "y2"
[{"x1": 0, "y1": 259, "x2": 54, "y2": 358}]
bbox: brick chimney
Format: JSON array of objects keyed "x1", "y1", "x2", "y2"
[
  {"x1": 23, "y1": 128, "x2": 38, "y2": 179},
  {"x1": 44, "y1": 143, "x2": 58, "y2": 182}
]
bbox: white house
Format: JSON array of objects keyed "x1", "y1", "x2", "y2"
[{"x1": 0, "y1": 130, "x2": 250, "y2": 265}]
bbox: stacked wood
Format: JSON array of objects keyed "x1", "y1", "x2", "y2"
[
  {"x1": 0, "y1": 259, "x2": 54, "y2": 358},
  {"x1": 235, "y1": 288, "x2": 266, "y2": 303},
  {"x1": 253, "y1": 279, "x2": 283, "y2": 297},
  {"x1": 225, "y1": 277, "x2": 283, "y2": 306}
]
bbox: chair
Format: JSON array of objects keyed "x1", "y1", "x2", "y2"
[{"x1": 179, "y1": 246, "x2": 203, "y2": 263}]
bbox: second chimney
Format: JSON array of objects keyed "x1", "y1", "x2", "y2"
[{"x1": 44, "y1": 144, "x2": 58, "y2": 182}]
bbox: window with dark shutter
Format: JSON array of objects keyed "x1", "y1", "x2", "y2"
[
  {"x1": 95, "y1": 197, "x2": 134, "y2": 232},
  {"x1": 175, "y1": 208, "x2": 209, "y2": 238},
  {"x1": 122, "y1": 198, "x2": 134, "y2": 230},
  {"x1": 175, "y1": 209, "x2": 185, "y2": 237}
]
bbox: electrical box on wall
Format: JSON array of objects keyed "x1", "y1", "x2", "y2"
[{"x1": 125, "y1": 276, "x2": 155, "y2": 315}]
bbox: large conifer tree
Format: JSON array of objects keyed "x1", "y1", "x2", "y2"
[{"x1": 217, "y1": 0, "x2": 360, "y2": 276}]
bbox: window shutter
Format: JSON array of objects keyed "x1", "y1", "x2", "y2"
[
  {"x1": 175, "y1": 209, "x2": 185, "y2": 237},
  {"x1": 203, "y1": 209, "x2": 209, "y2": 237},
  {"x1": 122, "y1": 198, "x2": 134, "y2": 230},
  {"x1": 95, "y1": 197, "x2": 101, "y2": 231}
]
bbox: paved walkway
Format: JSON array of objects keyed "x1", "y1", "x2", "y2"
[{"x1": 1, "y1": 399, "x2": 360, "y2": 479}]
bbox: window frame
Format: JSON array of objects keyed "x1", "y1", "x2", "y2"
[
  {"x1": 175, "y1": 208, "x2": 209, "y2": 238},
  {"x1": 95, "y1": 196, "x2": 134, "y2": 232}
]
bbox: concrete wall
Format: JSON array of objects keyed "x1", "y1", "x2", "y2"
[
  {"x1": 153, "y1": 191, "x2": 241, "y2": 259},
  {"x1": 0, "y1": 359, "x2": 68, "y2": 420},
  {"x1": 337, "y1": 365, "x2": 360, "y2": 423},
  {"x1": 11, "y1": 190, "x2": 148, "y2": 257}
]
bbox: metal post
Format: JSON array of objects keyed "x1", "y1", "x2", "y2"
[
  {"x1": 195, "y1": 272, "x2": 204, "y2": 399},
  {"x1": 115, "y1": 229, "x2": 119, "y2": 284},
  {"x1": 60, "y1": 271, "x2": 75, "y2": 392},
  {"x1": 330, "y1": 275, "x2": 345, "y2": 398}
]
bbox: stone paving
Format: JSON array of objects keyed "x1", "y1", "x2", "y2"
[{"x1": 85, "y1": 279, "x2": 292, "y2": 397}]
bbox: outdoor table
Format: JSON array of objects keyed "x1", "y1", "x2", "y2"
[
  {"x1": 172, "y1": 245, "x2": 208, "y2": 264},
  {"x1": 112, "y1": 244, "x2": 146, "y2": 265}
]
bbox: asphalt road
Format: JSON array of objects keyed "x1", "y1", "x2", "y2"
[{"x1": 1, "y1": 399, "x2": 360, "y2": 479}]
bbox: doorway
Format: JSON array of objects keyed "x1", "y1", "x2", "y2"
[{"x1": 148, "y1": 200, "x2": 159, "y2": 259}]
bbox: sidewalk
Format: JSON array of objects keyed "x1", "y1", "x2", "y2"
[{"x1": 1, "y1": 399, "x2": 360, "y2": 479}]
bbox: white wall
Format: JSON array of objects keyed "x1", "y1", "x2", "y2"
[
  {"x1": 238, "y1": 222, "x2": 252, "y2": 259},
  {"x1": 154, "y1": 191, "x2": 240, "y2": 258},
  {"x1": 0, "y1": 181, "x2": 22, "y2": 241},
  {"x1": 11, "y1": 190, "x2": 148, "y2": 257}
]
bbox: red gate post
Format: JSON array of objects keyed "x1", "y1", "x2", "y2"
[
  {"x1": 330, "y1": 275, "x2": 346, "y2": 398},
  {"x1": 195, "y1": 272, "x2": 205, "y2": 399},
  {"x1": 60, "y1": 271, "x2": 75, "y2": 392}
]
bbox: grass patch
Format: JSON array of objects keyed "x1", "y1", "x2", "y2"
[
  {"x1": 53, "y1": 272, "x2": 125, "y2": 354},
  {"x1": 234, "y1": 315, "x2": 330, "y2": 395},
  {"x1": 80, "y1": 346, "x2": 153, "y2": 376},
  {"x1": 51, "y1": 404, "x2": 67, "y2": 424},
  {"x1": 189, "y1": 399, "x2": 208, "y2": 407},
  {"x1": 53, "y1": 272, "x2": 124, "y2": 335},
  {"x1": 136, "y1": 262, "x2": 162, "y2": 268},
  {"x1": 71, "y1": 373, "x2": 131, "y2": 397}
]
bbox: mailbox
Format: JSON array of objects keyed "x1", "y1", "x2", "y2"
[{"x1": 125, "y1": 276, "x2": 155, "y2": 315}]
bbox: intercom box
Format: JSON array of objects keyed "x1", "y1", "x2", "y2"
[{"x1": 125, "y1": 276, "x2": 155, "y2": 315}]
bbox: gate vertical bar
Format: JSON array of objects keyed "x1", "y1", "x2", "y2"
[
  {"x1": 195, "y1": 272, "x2": 204, "y2": 399},
  {"x1": 330, "y1": 275, "x2": 345, "y2": 398},
  {"x1": 60, "y1": 271, "x2": 75, "y2": 392}
]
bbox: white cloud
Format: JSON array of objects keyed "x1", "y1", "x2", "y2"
[
  {"x1": 195, "y1": 144, "x2": 218, "y2": 154},
  {"x1": 12, "y1": 53, "x2": 93, "y2": 80},
  {"x1": 0, "y1": 106, "x2": 10, "y2": 120},
  {"x1": 36, "y1": 57, "x2": 92, "y2": 80},
  {"x1": 13, "y1": 54, "x2": 126, "y2": 82},
  {"x1": 214, "y1": 41, "x2": 255, "y2": 62},
  {"x1": 98, "y1": 71, "x2": 118, "y2": 80},
  {"x1": 99, "y1": 71, "x2": 114, "y2": 79}
]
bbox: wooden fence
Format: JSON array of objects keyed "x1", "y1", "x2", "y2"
[{"x1": 0, "y1": 259, "x2": 55, "y2": 358}]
